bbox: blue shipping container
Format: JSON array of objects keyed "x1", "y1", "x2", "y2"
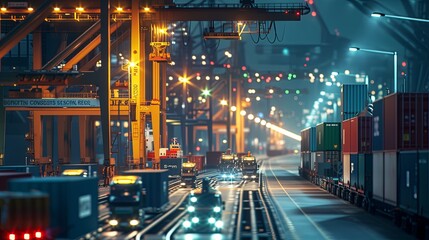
[
  {"x1": 418, "y1": 150, "x2": 429, "y2": 219},
  {"x1": 0, "y1": 165, "x2": 41, "y2": 177},
  {"x1": 8, "y1": 177, "x2": 99, "y2": 239},
  {"x1": 160, "y1": 158, "x2": 184, "y2": 176},
  {"x1": 341, "y1": 84, "x2": 368, "y2": 121},
  {"x1": 372, "y1": 98, "x2": 384, "y2": 151},
  {"x1": 398, "y1": 151, "x2": 418, "y2": 214},
  {"x1": 359, "y1": 153, "x2": 372, "y2": 192},
  {"x1": 123, "y1": 169, "x2": 169, "y2": 210}
]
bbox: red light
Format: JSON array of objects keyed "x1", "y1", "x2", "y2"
[
  {"x1": 296, "y1": 11, "x2": 300, "y2": 16},
  {"x1": 196, "y1": 146, "x2": 201, "y2": 151},
  {"x1": 196, "y1": 72, "x2": 200, "y2": 76},
  {"x1": 311, "y1": 11, "x2": 317, "y2": 17},
  {"x1": 305, "y1": 57, "x2": 310, "y2": 61},
  {"x1": 9, "y1": 234, "x2": 16, "y2": 240},
  {"x1": 247, "y1": 78, "x2": 252, "y2": 83},
  {"x1": 35, "y1": 232, "x2": 42, "y2": 238},
  {"x1": 401, "y1": 61, "x2": 407, "y2": 67},
  {"x1": 278, "y1": 73, "x2": 283, "y2": 78},
  {"x1": 401, "y1": 71, "x2": 406, "y2": 76},
  {"x1": 308, "y1": 0, "x2": 314, "y2": 4},
  {"x1": 24, "y1": 233, "x2": 30, "y2": 240},
  {"x1": 233, "y1": 87, "x2": 237, "y2": 92},
  {"x1": 210, "y1": 61, "x2": 215, "y2": 65},
  {"x1": 304, "y1": 63, "x2": 307, "y2": 67},
  {"x1": 226, "y1": 64, "x2": 231, "y2": 69},
  {"x1": 241, "y1": 66, "x2": 246, "y2": 71}
]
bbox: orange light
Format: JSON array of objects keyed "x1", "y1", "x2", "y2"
[
  {"x1": 54, "y1": 7, "x2": 60, "y2": 12},
  {"x1": 116, "y1": 7, "x2": 123, "y2": 12},
  {"x1": 35, "y1": 232, "x2": 42, "y2": 238},
  {"x1": 1, "y1": 7, "x2": 7, "y2": 12},
  {"x1": 24, "y1": 233, "x2": 30, "y2": 240},
  {"x1": 76, "y1": 7, "x2": 84, "y2": 12},
  {"x1": 9, "y1": 234, "x2": 15, "y2": 240},
  {"x1": 28, "y1": 7, "x2": 34, "y2": 11},
  {"x1": 143, "y1": 7, "x2": 150, "y2": 12}
]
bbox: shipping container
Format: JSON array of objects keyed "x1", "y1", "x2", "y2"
[
  {"x1": 206, "y1": 151, "x2": 223, "y2": 169},
  {"x1": 343, "y1": 116, "x2": 373, "y2": 154},
  {"x1": 316, "y1": 122, "x2": 341, "y2": 151},
  {"x1": 186, "y1": 155, "x2": 205, "y2": 172},
  {"x1": 418, "y1": 150, "x2": 429, "y2": 219},
  {"x1": 372, "y1": 98, "x2": 384, "y2": 151},
  {"x1": 384, "y1": 151, "x2": 397, "y2": 206},
  {"x1": 59, "y1": 164, "x2": 98, "y2": 177},
  {"x1": 301, "y1": 152, "x2": 311, "y2": 170},
  {"x1": 341, "y1": 84, "x2": 368, "y2": 121},
  {"x1": 310, "y1": 152, "x2": 316, "y2": 172},
  {"x1": 343, "y1": 154, "x2": 350, "y2": 185},
  {"x1": 398, "y1": 151, "x2": 418, "y2": 214},
  {"x1": 418, "y1": 94, "x2": 429, "y2": 149},
  {"x1": 0, "y1": 191, "x2": 49, "y2": 239},
  {"x1": 0, "y1": 165, "x2": 41, "y2": 177},
  {"x1": 146, "y1": 161, "x2": 153, "y2": 168},
  {"x1": 359, "y1": 153, "x2": 372, "y2": 192},
  {"x1": 123, "y1": 169, "x2": 169, "y2": 210},
  {"x1": 8, "y1": 177, "x2": 99, "y2": 239},
  {"x1": 315, "y1": 151, "x2": 341, "y2": 177},
  {"x1": 301, "y1": 128, "x2": 310, "y2": 152},
  {"x1": 0, "y1": 172, "x2": 31, "y2": 191},
  {"x1": 373, "y1": 151, "x2": 384, "y2": 202},
  {"x1": 384, "y1": 93, "x2": 428, "y2": 151},
  {"x1": 350, "y1": 154, "x2": 359, "y2": 188},
  {"x1": 160, "y1": 158, "x2": 184, "y2": 177}
]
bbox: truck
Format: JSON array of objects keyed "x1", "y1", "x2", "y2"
[
  {"x1": 218, "y1": 149, "x2": 238, "y2": 180},
  {"x1": 108, "y1": 175, "x2": 144, "y2": 229},
  {"x1": 181, "y1": 162, "x2": 197, "y2": 188},
  {"x1": 182, "y1": 178, "x2": 224, "y2": 233},
  {"x1": 241, "y1": 152, "x2": 259, "y2": 181},
  {"x1": 0, "y1": 192, "x2": 49, "y2": 240}
]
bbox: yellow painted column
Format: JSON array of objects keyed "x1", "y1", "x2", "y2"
[{"x1": 131, "y1": 0, "x2": 141, "y2": 166}]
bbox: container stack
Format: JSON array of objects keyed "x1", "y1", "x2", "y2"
[
  {"x1": 300, "y1": 127, "x2": 316, "y2": 179},
  {"x1": 341, "y1": 84, "x2": 368, "y2": 121},
  {"x1": 315, "y1": 122, "x2": 341, "y2": 180}
]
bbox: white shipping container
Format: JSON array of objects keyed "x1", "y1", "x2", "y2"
[
  {"x1": 384, "y1": 151, "x2": 397, "y2": 205},
  {"x1": 310, "y1": 152, "x2": 316, "y2": 172},
  {"x1": 343, "y1": 154, "x2": 350, "y2": 185},
  {"x1": 373, "y1": 151, "x2": 384, "y2": 201}
]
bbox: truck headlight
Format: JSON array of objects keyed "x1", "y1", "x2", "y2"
[
  {"x1": 191, "y1": 217, "x2": 199, "y2": 223},
  {"x1": 190, "y1": 196, "x2": 197, "y2": 203},
  {"x1": 215, "y1": 220, "x2": 224, "y2": 228},
  {"x1": 180, "y1": 182, "x2": 186, "y2": 186},
  {"x1": 208, "y1": 217, "x2": 216, "y2": 224},
  {"x1": 129, "y1": 219, "x2": 139, "y2": 226},
  {"x1": 109, "y1": 219, "x2": 118, "y2": 226},
  {"x1": 187, "y1": 206, "x2": 195, "y2": 212},
  {"x1": 243, "y1": 175, "x2": 249, "y2": 179},
  {"x1": 183, "y1": 220, "x2": 191, "y2": 228},
  {"x1": 222, "y1": 174, "x2": 227, "y2": 178},
  {"x1": 213, "y1": 206, "x2": 221, "y2": 212},
  {"x1": 251, "y1": 175, "x2": 257, "y2": 178}
]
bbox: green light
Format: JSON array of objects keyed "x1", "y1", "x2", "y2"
[
  {"x1": 293, "y1": 74, "x2": 297, "y2": 78},
  {"x1": 285, "y1": 90, "x2": 290, "y2": 94},
  {"x1": 202, "y1": 88, "x2": 211, "y2": 97},
  {"x1": 243, "y1": 73, "x2": 248, "y2": 78},
  {"x1": 296, "y1": 89, "x2": 301, "y2": 94}
]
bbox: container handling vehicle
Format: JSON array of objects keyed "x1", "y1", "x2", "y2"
[
  {"x1": 182, "y1": 178, "x2": 225, "y2": 232},
  {"x1": 241, "y1": 151, "x2": 259, "y2": 181},
  {"x1": 181, "y1": 162, "x2": 197, "y2": 188},
  {"x1": 108, "y1": 175, "x2": 144, "y2": 229},
  {"x1": 218, "y1": 149, "x2": 238, "y2": 180}
]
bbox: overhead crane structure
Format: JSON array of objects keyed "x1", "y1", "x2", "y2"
[{"x1": 0, "y1": 1, "x2": 310, "y2": 182}]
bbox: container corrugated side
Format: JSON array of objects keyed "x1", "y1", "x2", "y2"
[
  {"x1": 309, "y1": 127, "x2": 317, "y2": 152},
  {"x1": 341, "y1": 84, "x2": 368, "y2": 121},
  {"x1": 206, "y1": 151, "x2": 222, "y2": 169},
  {"x1": 372, "y1": 99, "x2": 384, "y2": 151},
  {"x1": 123, "y1": 169, "x2": 169, "y2": 210},
  {"x1": 398, "y1": 151, "x2": 418, "y2": 214},
  {"x1": 342, "y1": 119, "x2": 351, "y2": 153},
  {"x1": 384, "y1": 151, "x2": 397, "y2": 206},
  {"x1": 302, "y1": 152, "x2": 311, "y2": 170},
  {"x1": 350, "y1": 154, "x2": 359, "y2": 188},
  {"x1": 310, "y1": 152, "x2": 316, "y2": 172},
  {"x1": 0, "y1": 191, "x2": 49, "y2": 231},
  {"x1": 373, "y1": 151, "x2": 384, "y2": 202},
  {"x1": 8, "y1": 177, "x2": 98, "y2": 239},
  {"x1": 0, "y1": 172, "x2": 31, "y2": 191},
  {"x1": 160, "y1": 158, "x2": 184, "y2": 176},
  {"x1": 343, "y1": 154, "x2": 350, "y2": 185},
  {"x1": 359, "y1": 153, "x2": 372, "y2": 192},
  {"x1": 418, "y1": 94, "x2": 429, "y2": 149},
  {"x1": 418, "y1": 150, "x2": 429, "y2": 219},
  {"x1": 316, "y1": 122, "x2": 341, "y2": 151},
  {"x1": 187, "y1": 155, "x2": 205, "y2": 172},
  {"x1": 357, "y1": 116, "x2": 373, "y2": 153},
  {"x1": 301, "y1": 128, "x2": 310, "y2": 152}
]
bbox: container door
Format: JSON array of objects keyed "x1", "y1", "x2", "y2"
[
  {"x1": 384, "y1": 151, "x2": 397, "y2": 206},
  {"x1": 398, "y1": 151, "x2": 418, "y2": 214},
  {"x1": 373, "y1": 152, "x2": 384, "y2": 201},
  {"x1": 350, "y1": 154, "x2": 359, "y2": 188},
  {"x1": 418, "y1": 151, "x2": 429, "y2": 219},
  {"x1": 343, "y1": 154, "x2": 350, "y2": 185}
]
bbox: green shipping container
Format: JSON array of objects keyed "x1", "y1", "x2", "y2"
[{"x1": 316, "y1": 122, "x2": 341, "y2": 151}]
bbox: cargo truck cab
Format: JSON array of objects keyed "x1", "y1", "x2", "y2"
[
  {"x1": 241, "y1": 151, "x2": 259, "y2": 181},
  {"x1": 108, "y1": 176, "x2": 144, "y2": 229},
  {"x1": 182, "y1": 178, "x2": 225, "y2": 233},
  {"x1": 181, "y1": 162, "x2": 197, "y2": 188}
]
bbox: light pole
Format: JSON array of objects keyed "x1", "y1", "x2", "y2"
[
  {"x1": 371, "y1": 12, "x2": 429, "y2": 23},
  {"x1": 349, "y1": 47, "x2": 398, "y2": 93}
]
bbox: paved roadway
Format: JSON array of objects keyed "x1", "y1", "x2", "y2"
[{"x1": 264, "y1": 154, "x2": 414, "y2": 240}]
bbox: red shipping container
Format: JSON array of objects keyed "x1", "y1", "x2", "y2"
[
  {"x1": 419, "y1": 94, "x2": 429, "y2": 149},
  {"x1": 186, "y1": 155, "x2": 205, "y2": 172},
  {"x1": 0, "y1": 172, "x2": 31, "y2": 191},
  {"x1": 384, "y1": 93, "x2": 424, "y2": 151},
  {"x1": 342, "y1": 116, "x2": 372, "y2": 154}
]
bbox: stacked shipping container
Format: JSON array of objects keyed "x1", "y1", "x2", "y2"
[
  {"x1": 315, "y1": 122, "x2": 341, "y2": 179},
  {"x1": 341, "y1": 84, "x2": 368, "y2": 121}
]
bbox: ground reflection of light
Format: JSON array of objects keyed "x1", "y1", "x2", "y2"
[
  {"x1": 185, "y1": 234, "x2": 196, "y2": 240},
  {"x1": 211, "y1": 233, "x2": 223, "y2": 240},
  {"x1": 104, "y1": 231, "x2": 119, "y2": 237}
]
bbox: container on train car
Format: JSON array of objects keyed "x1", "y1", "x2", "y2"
[
  {"x1": 342, "y1": 116, "x2": 372, "y2": 154},
  {"x1": 341, "y1": 84, "x2": 368, "y2": 121},
  {"x1": 316, "y1": 122, "x2": 341, "y2": 151},
  {"x1": 0, "y1": 191, "x2": 50, "y2": 240},
  {"x1": 310, "y1": 152, "x2": 316, "y2": 172},
  {"x1": 160, "y1": 158, "x2": 184, "y2": 177},
  {"x1": 398, "y1": 151, "x2": 418, "y2": 214},
  {"x1": 350, "y1": 154, "x2": 359, "y2": 188},
  {"x1": 123, "y1": 169, "x2": 169, "y2": 211},
  {"x1": 0, "y1": 165, "x2": 41, "y2": 177},
  {"x1": 315, "y1": 151, "x2": 341, "y2": 177},
  {"x1": 383, "y1": 151, "x2": 398, "y2": 206},
  {"x1": 8, "y1": 177, "x2": 99, "y2": 239},
  {"x1": 60, "y1": 163, "x2": 98, "y2": 177},
  {"x1": 372, "y1": 151, "x2": 384, "y2": 202},
  {"x1": 301, "y1": 152, "x2": 311, "y2": 170},
  {"x1": 418, "y1": 150, "x2": 429, "y2": 219},
  {"x1": 301, "y1": 127, "x2": 316, "y2": 152},
  {"x1": 372, "y1": 98, "x2": 384, "y2": 151},
  {"x1": 384, "y1": 93, "x2": 428, "y2": 151},
  {"x1": 359, "y1": 153, "x2": 372, "y2": 192},
  {"x1": 343, "y1": 154, "x2": 350, "y2": 185},
  {"x1": 418, "y1": 94, "x2": 429, "y2": 149},
  {"x1": 206, "y1": 151, "x2": 223, "y2": 169},
  {"x1": 0, "y1": 172, "x2": 31, "y2": 191}
]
